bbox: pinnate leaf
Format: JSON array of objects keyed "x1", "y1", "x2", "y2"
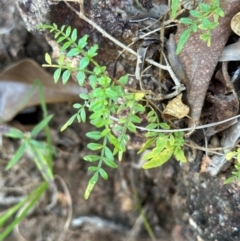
[
  {"x1": 53, "y1": 68, "x2": 61, "y2": 83},
  {"x1": 84, "y1": 172, "x2": 98, "y2": 199},
  {"x1": 45, "y1": 53, "x2": 52, "y2": 65},
  {"x1": 142, "y1": 146, "x2": 174, "y2": 169}
]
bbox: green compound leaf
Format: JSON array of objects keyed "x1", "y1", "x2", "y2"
[
  {"x1": 127, "y1": 122, "x2": 136, "y2": 133},
  {"x1": 45, "y1": 53, "x2": 52, "y2": 65},
  {"x1": 180, "y1": 17, "x2": 193, "y2": 25},
  {"x1": 78, "y1": 35, "x2": 88, "y2": 49},
  {"x1": 88, "y1": 166, "x2": 99, "y2": 172},
  {"x1": 71, "y1": 28, "x2": 77, "y2": 41},
  {"x1": 57, "y1": 36, "x2": 67, "y2": 44},
  {"x1": 5, "y1": 142, "x2": 28, "y2": 170},
  {"x1": 191, "y1": 22, "x2": 198, "y2": 32},
  {"x1": 199, "y1": 3, "x2": 211, "y2": 12},
  {"x1": 134, "y1": 103, "x2": 145, "y2": 112},
  {"x1": 91, "y1": 87, "x2": 103, "y2": 97},
  {"x1": 102, "y1": 157, "x2": 118, "y2": 168},
  {"x1": 54, "y1": 31, "x2": 61, "y2": 39},
  {"x1": 61, "y1": 41, "x2": 72, "y2": 51},
  {"x1": 130, "y1": 115, "x2": 141, "y2": 123},
  {"x1": 62, "y1": 69, "x2": 71, "y2": 84},
  {"x1": 93, "y1": 66, "x2": 103, "y2": 75},
  {"x1": 87, "y1": 143, "x2": 103, "y2": 151},
  {"x1": 80, "y1": 107, "x2": 86, "y2": 122},
  {"x1": 57, "y1": 55, "x2": 65, "y2": 65},
  {"x1": 107, "y1": 134, "x2": 121, "y2": 150},
  {"x1": 73, "y1": 103, "x2": 82, "y2": 109},
  {"x1": 189, "y1": 10, "x2": 201, "y2": 18},
  {"x1": 76, "y1": 71, "x2": 85, "y2": 86},
  {"x1": 89, "y1": 75, "x2": 97, "y2": 88},
  {"x1": 104, "y1": 146, "x2": 114, "y2": 160},
  {"x1": 84, "y1": 155, "x2": 101, "y2": 162},
  {"x1": 176, "y1": 28, "x2": 191, "y2": 55},
  {"x1": 137, "y1": 137, "x2": 156, "y2": 154},
  {"x1": 60, "y1": 25, "x2": 65, "y2": 32},
  {"x1": 99, "y1": 168, "x2": 108, "y2": 180},
  {"x1": 61, "y1": 114, "x2": 77, "y2": 131},
  {"x1": 142, "y1": 145, "x2": 174, "y2": 169},
  {"x1": 148, "y1": 110, "x2": 155, "y2": 118},
  {"x1": 105, "y1": 88, "x2": 118, "y2": 100},
  {"x1": 67, "y1": 48, "x2": 81, "y2": 57},
  {"x1": 169, "y1": 134, "x2": 175, "y2": 146},
  {"x1": 86, "y1": 131, "x2": 102, "y2": 140},
  {"x1": 145, "y1": 123, "x2": 158, "y2": 130},
  {"x1": 88, "y1": 44, "x2": 98, "y2": 58},
  {"x1": 144, "y1": 135, "x2": 168, "y2": 159},
  {"x1": 84, "y1": 172, "x2": 98, "y2": 199},
  {"x1": 53, "y1": 68, "x2": 61, "y2": 83},
  {"x1": 199, "y1": 18, "x2": 211, "y2": 30},
  {"x1": 215, "y1": 7, "x2": 224, "y2": 17},
  {"x1": 65, "y1": 26, "x2": 71, "y2": 37},
  {"x1": 174, "y1": 147, "x2": 186, "y2": 162},
  {"x1": 224, "y1": 176, "x2": 237, "y2": 184},
  {"x1": 79, "y1": 56, "x2": 90, "y2": 70},
  {"x1": 118, "y1": 74, "x2": 128, "y2": 85},
  {"x1": 235, "y1": 164, "x2": 240, "y2": 171},
  {"x1": 79, "y1": 93, "x2": 89, "y2": 100}
]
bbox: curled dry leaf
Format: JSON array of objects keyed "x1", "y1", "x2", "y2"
[
  {"x1": 162, "y1": 93, "x2": 189, "y2": 120},
  {"x1": 231, "y1": 12, "x2": 240, "y2": 36},
  {"x1": 0, "y1": 59, "x2": 87, "y2": 122}
]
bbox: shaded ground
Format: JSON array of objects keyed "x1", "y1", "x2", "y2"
[{"x1": 1, "y1": 103, "x2": 179, "y2": 241}]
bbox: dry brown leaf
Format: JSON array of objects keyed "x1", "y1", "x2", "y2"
[
  {"x1": 162, "y1": 93, "x2": 189, "y2": 120},
  {"x1": 0, "y1": 59, "x2": 87, "y2": 122},
  {"x1": 175, "y1": 0, "x2": 240, "y2": 126},
  {"x1": 231, "y1": 12, "x2": 240, "y2": 36}
]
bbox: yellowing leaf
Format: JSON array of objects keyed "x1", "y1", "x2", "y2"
[
  {"x1": 134, "y1": 92, "x2": 145, "y2": 101},
  {"x1": 142, "y1": 146, "x2": 174, "y2": 169},
  {"x1": 45, "y1": 53, "x2": 52, "y2": 65},
  {"x1": 174, "y1": 147, "x2": 187, "y2": 162},
  {"x1": 225, "y1": 151, "x2": 237, "y2": 161}
]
